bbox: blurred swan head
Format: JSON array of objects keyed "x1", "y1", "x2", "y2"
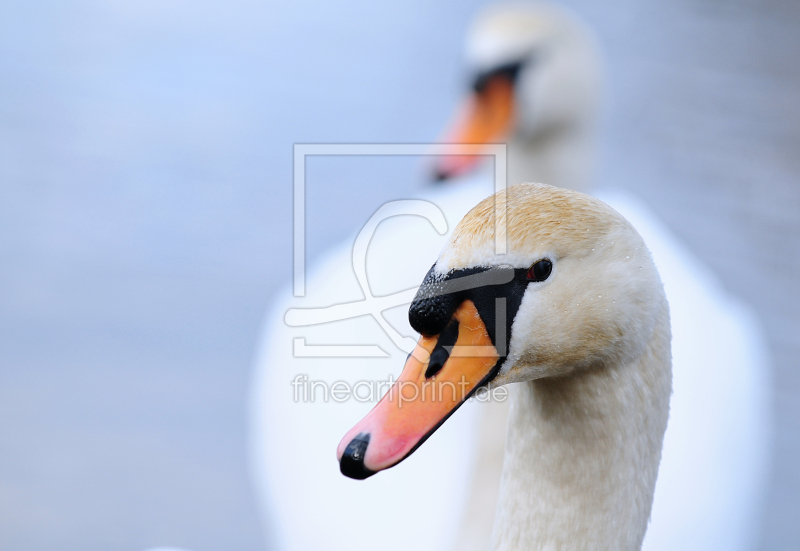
[{"x1": 435, "y1": 2, "x2": 604, "y2": 191}]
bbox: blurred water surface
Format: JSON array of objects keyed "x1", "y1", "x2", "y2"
[{"x1": 1, "y1": 0, "x2": 798, "y2": 550}]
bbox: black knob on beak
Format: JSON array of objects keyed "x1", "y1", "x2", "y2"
[{"x1": 409, "y1": 266, "x2": 460, "y2": 336}]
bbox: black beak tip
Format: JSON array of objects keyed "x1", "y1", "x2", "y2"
[{"x1": 339, "y1": 432, "x2": 376, "y2": 480}]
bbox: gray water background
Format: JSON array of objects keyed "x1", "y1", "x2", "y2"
[{"x1": 1, "y1": 0, "x2": 798, "y2": 549}]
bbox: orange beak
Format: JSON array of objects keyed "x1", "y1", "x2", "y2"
[
  {"x1": 434, "y1": 75, "x2": 517, "y2": 181},
  {"x1": 337, "y1": 300, "x2": 500, "y2": 479}
]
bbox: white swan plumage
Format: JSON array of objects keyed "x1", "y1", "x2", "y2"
[{"x1": 250, "y1": 3, "x2": 771, "y2": 550}]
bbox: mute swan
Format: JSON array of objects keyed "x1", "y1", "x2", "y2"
[
  {"x1": 338, "y1": 182, "x2": 672, "y2": 550},
  {"x1": 250, "y1": 3, "x2": 770, "y2": 551}
]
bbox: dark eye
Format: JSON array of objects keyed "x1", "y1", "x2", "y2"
[{"x1": 527, "y1": 259, "x2": 552, "y2": 282}]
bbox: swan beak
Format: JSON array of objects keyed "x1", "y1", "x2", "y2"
[
  {"x1": 433, "y1": 76, "x2": 516, "y2": 181},
  {"x1": 337, "y1": 300, "x2": 499, "y2": 479}
]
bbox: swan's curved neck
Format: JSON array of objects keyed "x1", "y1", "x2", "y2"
[
  {"x1": 508, "y1": 125, "x2": 596, "y2": 194},
  {"x1": 490, "y1": 299, "x2": 671, "y2": 551}
]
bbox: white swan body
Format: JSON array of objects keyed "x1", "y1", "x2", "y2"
[{"x1": 250, "y1": 3, "x2": 771, "y2": 550}]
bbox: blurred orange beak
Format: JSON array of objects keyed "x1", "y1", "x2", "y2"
[
  {"x1": 434, "y1": 76, "x2": 516, "y2": 181},
  {"x1": 337, "y1": 300, "x2": 500, "y2": 479}
]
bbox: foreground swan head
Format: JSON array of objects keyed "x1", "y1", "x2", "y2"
[
  {"x1": 435, "y1": 2, "x2": 603, "y2": 190},
  {"x1": 337, "y1": 184, "x2": 671, "y2": 549}
]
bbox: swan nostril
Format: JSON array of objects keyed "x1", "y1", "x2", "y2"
[
  {"x1": 425, "y1": 352, "x2": 446, "y2": 379},
  {"x1": 425, "y1": 319, "x2": 460, "y2": 379},
  {"x1": 340, "y1": 433, "x2": 376, "y2": 480}
]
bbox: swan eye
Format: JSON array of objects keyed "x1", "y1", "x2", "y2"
[{"x1": 527, "y1": 259, "x2": 552, "y2": 282}]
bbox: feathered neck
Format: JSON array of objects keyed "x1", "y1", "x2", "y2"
[
  {"x1": 507, "y1": 124, "x2": 596, "y2": 194},
  {"x1": 490, "y1": 295, "x2": 672, "y2": 551}
]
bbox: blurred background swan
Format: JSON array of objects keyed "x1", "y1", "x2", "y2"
[{"x1": 1, "y1": 0, "x2": 799, "y2": 550}]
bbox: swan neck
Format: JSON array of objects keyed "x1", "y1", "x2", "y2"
[
  {"x1": 507, "y1": 125, "x2": 596, "y2": 194},
  {"x1": 490, "y1": 300, "x2": 672, "y2": 551}
]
